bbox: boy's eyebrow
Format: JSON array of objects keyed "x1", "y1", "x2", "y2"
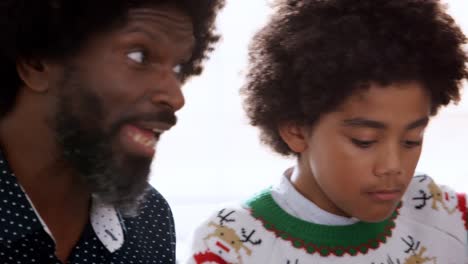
[
  {"x1": 406, "y1": 117, "x2": 429, "y2": 130},
  {"x1": 342, "y1": 117, "x2": 429, "y2": 130}
]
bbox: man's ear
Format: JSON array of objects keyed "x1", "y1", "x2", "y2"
[
  {"x1": 16, "y1": 58, "x2": 57, "y2": 93},
  {"x1": 278, "y1": 121, "x2": 309, "y2": 153}
]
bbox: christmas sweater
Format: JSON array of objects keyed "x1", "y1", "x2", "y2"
[{"x1": 187, "y1": 175, "x2": 468, "y2": 263}]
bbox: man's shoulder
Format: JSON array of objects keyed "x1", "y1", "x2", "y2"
[
  {"x1": 118, "y1": 185, "x2": 176, "y2": 257},
  {"x1": 122, "y1": 185, "x2": 175, "y2": 230},
  {"x1": 140, "y1": 185, "x2": 172, "y2": 212}
]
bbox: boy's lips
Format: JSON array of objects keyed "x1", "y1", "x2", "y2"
[{"x1": 366, "y1": 189, "x2": 402, "y2": 202}]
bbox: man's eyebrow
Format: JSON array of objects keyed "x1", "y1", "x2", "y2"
[
  {"x1": 121, "y1": 25, "x2": 195, "y2": 61},
  {"x1": 342, "y1": 117, "x2": 429, "y2": 130},
  {"x1": 122, "y1": 26, "x2": 160, "y2": 41}
]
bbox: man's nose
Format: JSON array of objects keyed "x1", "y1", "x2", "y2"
[{"x1": 149, "y1": 67, "x2": 185, "y2": 111}]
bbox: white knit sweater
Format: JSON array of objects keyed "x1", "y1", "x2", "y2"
[{"x1": 186, "y1": 175, "x2": 468, "y2": 264}]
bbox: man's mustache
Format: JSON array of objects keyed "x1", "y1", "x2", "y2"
[
  {"x1": 134, "y1": 111, "x2": 178, "y2": 126},
  {"x1": 112, "y1": 110, "x2": 178, "y2": 133}
]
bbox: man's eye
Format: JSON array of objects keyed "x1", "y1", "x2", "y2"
[
  {"x1": 127, "y1": 51, "x2": 146, "y2": 64},
  {"x1": 351, "y1": 138, "x2": 376, "y2": 149},
  {"x1": 173, "y1": 64, "x2": 182, "y2": 74}
]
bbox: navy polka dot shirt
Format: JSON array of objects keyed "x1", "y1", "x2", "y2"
[{"x1": 0, "y1": 151, "x2": 176, "y2": 263}]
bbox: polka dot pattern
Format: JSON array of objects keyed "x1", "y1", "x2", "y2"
[{"x1": 0, "y1": 152, "x2": 176, "y2": 263}]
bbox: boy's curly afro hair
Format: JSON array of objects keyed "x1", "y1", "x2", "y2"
[
  {"x1": 0, "y1": 0, "x2": 225, "y2": 117},
  {"x1": 242, "y1": 0, "x2": 468, "y2": 156}
]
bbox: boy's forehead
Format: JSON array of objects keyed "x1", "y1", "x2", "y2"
[
  {"x1": 341, "y1": 81, "x2": 427, "y2": 106},
  {"x1": 334, "y1": 82, "x2": 430, "y2": 121}
]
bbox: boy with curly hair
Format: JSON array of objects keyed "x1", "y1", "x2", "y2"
[{"x1": 187, "y1": 0, "x2": 468, "y2": 263}]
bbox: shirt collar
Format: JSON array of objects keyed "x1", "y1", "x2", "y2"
[
  {"x1": 270, "y1": 166, "x2": 359, "y2": 225},
  {"x1": 89, "y1": 196, "x2": 125, "y2": 252},
  {"x1": 0, "y1": 151, "x2": 125, "y2": 253}
]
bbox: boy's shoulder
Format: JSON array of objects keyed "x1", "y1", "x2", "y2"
[
  {"x1": 187, "y1": 204, "x2": 269, "y2": 264},
  {"x1": 195, "y1": 204, "x2": 259, "y2": 229},
  {"x1": 400, "y1": 174, "x2": 467, "y2": 241}
]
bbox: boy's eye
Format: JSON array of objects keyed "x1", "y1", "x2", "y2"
[
  {"x1": 402, "y1": 140, "x2": 422, "y2": 148},
  {"x1": 351, "y1": 138, "x2": 376, "y2": 149},
  {"x1": 127, "y1": 50, "x2": 146, "y2": 64}
]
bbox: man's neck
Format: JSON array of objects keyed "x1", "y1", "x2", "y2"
[
  {"x1": 0, "y1": 94, "x2": 91, "y2": 262},
  {"x1": 20, "y1": 168, "x2": 91, "y2": 262}
]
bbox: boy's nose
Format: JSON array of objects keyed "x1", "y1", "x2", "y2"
[{"x1": 374, "y1": 147, "x2": 403, "y2": 177}]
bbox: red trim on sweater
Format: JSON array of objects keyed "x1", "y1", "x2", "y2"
[
  {"x1": 457, "y1": 193, "x2": 467, "y2": 230},
  {"x1": 194, "y1": 251, "x2": 229, "y2": 264}
]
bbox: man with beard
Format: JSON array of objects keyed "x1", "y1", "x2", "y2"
[{"x1": 0, "y1": 0, "x2": 224, "y2": 263}]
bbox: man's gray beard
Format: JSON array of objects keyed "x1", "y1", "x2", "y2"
[{"x1": 54, "y1": 73, "x2": 152, "y2": 216}]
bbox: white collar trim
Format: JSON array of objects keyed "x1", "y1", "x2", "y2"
[
  {"x1": 271, "y1": 167, "x2": 359, "y2": 226},
  {"x1": 90, "y1": 197, "x2": 125, "y2": 253}
]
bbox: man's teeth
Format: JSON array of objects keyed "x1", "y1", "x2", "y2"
[
  {"x1": 132, "y1": 133, "x2": 156, "y2": 147},
  {"x1": 152, "y1": 128, "x2": 165, "y2": 133}
]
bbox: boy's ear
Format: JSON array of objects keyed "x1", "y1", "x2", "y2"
[
  {"x1": 16, "y1": 58, "x2": 57, "y2": 93},
  {"x1": 278, "y1": 121, "x2": 309, "y2": 153}
]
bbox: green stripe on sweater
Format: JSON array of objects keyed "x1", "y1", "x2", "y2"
[{"x1": 245, "y1": 189, "x2": 399, "y2": 256}]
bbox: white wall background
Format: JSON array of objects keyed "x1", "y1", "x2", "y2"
[{"x1": 149, "y1": 0, "x2": 468, "y2": 259}]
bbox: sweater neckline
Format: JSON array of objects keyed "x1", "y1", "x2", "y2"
[
  {"x1": 245, "y1": 189, "x2": 400, "y2": 257},
  {"x1": 271, "y1": 174, "x2": 359, "y2": 225}
]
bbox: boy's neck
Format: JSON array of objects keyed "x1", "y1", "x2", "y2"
[
  {"x1": 273, "y1": 168, "x2": 358, "y2": 225},
  {"x1": 290, "y1": 158, "x2": 351, "y2": 218}
]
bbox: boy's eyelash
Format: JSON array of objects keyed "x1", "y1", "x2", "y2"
[
  {"x1": 403, "y1": 140, "x2": 422, "y2": 148},
  {"x1": 351, "y1": 138, "x2": 376, "y2": 148},
  {"x1": 350, "y1": 138, "x2": 423, "y2": 149}
]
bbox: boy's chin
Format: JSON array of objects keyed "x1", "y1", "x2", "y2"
[
  {"x1": 356, "y1": 205, "x2": 399, "y2": 223},
  {"x1": 359, "y1": 215, "x2": 391, "y2": 223}
]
